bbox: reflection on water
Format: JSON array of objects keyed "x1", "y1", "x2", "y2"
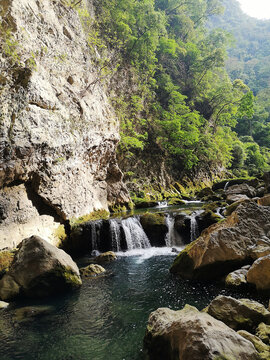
[{"x1": 0, "y1": 251, "x2": 266, "y2": 360}]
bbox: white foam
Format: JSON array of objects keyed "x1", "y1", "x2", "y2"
[{"x1": 116, "y1": 247, "x2": 184, "y2": 263}]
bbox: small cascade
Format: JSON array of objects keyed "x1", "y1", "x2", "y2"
[
  {"x1": 224, "y1": 181, "x2": 230, "y2": 191},
  {"x1": 189, "y1": 211, "x2": 201, "y2": 242},
  {"x1": 216, "y1": 207, "x2": 225, "y2": 219},
  {"x1": 165, "y1": 214, "x2": 175, "y2": 246},
  {"x1": 90, "y1": 220, "x2": 102, "y2": 250},
  {"x1": 109, "y1": 219, "x2": 121, "y2": 252},
  {"x1": 122, "y1": 217, "x2": 151, "y2": 250},
  {"x1": 156, "y1": 201, "x2": 168, "y2": 208}
]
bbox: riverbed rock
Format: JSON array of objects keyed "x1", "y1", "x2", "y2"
[
  {"x1": 206, "y1": 296, "x2": 270, "y2": 332},
  {"x1": 13, "y1": 305, "x2": 55, "y2": 322},
  {"x1": 143, "y1": 305, "x2": 259, "y2": 360},
  {"x1": 0, "y1": 235, "x2": 81, "y2": 300},
  {"x1": 256, "y1": 323, "x2": 270, "y2": 344},
  {"x1": 237, "y1": 330, "x2": 270, "y2": 359},
  {"x1": 225, "y1": 183, "x2": 257, "y2": 198},
  {"x1": 79, "y1": 264, "x2": 105, "y2": 278},
  {"x1": 94, "y1": 251, "x2": 117, "y2": 264},
  {"x1": 247, "y1": 255, "x2": 270, "y2": 293},
  {"x1": 225, "y1": 267, "x2": 248, "y2": 287},
  {"x1": 258, "y1": 194, "x2": 270, "y2": 206},
  {"x1": 170, "y1": 201, "x2": 270, "y2": 279},
  {"x1": 0, "y1": 301, "x2": 9, "y2": 309},
  {"x1": 226, "y1": 194, "x2": 250, "y2": 204}
]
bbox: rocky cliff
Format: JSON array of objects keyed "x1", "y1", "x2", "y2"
[{"x1": 0, "y1": 0, "x2": 129, "y2": 249}]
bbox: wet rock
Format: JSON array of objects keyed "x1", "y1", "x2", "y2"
[
  {"x1": 143, "y1": 305, "x2": 259, "y2": 360},
  {"x1": 79, "y1": 264, "x2": 105, "y2": 278},
  {"x1": 13, "y1": 305, "x2": 54, "y2": 322},
  {"x1": 256, "y1": 323, "x2": 270, "y2": 344},
  {"x1": 237, "y1": 330, "x2": 270, "y2": 358},
  {"x1": 247, "y1": 255, "x2": 270, "y2": 293},
  {"x1": 206, "y1": 296, "x2": 270, "y2": 332},
  {"x1": 225, "y1": 268, "x2": 248, "y2": 287},
  {"x1": 170, "y1": 202, "x2": 270, "y2": 279},
  {"x1": 140, "y1": 213, "x2": 167, "y2": 247},
  {"x1": 0, "y1": 235, "x2": 81, "y2": 301},
  {"x1": 94, "y1": 251, "x2": 117, "y2": 264}
]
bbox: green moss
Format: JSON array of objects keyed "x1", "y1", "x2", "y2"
[
  {"x1": 53, "y1": 225, "x2": 67, "y2": 246},
  {"x1": 0, "y1": 250, "x2": 16, "y2": 274},
  {"x1": 70, "y1": 209, "x2": 109, "y2": 227},
  {"x1": 140, "y1": 213, "x2": 165, "y2": 226}
]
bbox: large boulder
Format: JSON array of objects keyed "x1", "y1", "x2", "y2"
[
  {"x1": 258, "y1": 194, "x2": 270, "y2": 207},
  {"x1": 225, "y1": 183, "x2": 257, "y2": 198},
  {"x1": 0, "y1": 236, "x2": 81, "y2": 300},
  {"x1": 247, "y1": 255, "x2": 270, "y2": 293},
  {"x1": 237, "y1": 330, "x2": 270, "y2": 358},
  {"x1": 170, "y1": 201, "x2": 270, "y2": 279},
  {"x1": 143, "y1": 305, "x2": 259, "y2": 360},
  {"x1": 205, "y1": 296, "x2": 270, "y2": 332}
]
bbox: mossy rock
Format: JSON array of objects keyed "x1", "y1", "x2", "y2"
[
  {"x1": 237, "y1": 330, "x2": 270, "y2": 356},
  {"x1": 202, "y1": 201, "x2": 226, "y2": 213},
  {"x1": 132, "y1": 198, "x2": 158, "y2": 209},
  {"x1": 79, "y1": 264, "x2": 105, "y2": 278},
  {"x1": 256, "y1": 323, "x2": 270, "y2": 344},
  {"x1": 167, "y1": 197, "x2": 185, "y2": 205},
  {"x1": 140, "y1": 213, "x2": 167, "y2": 247},
  {"x1": 94, "y1": 251, "x2": 117, "y2": 264},
  {"x1": 70, "y1": 209, "x2": 110, "y2": 227},
  {"x1": 0, "y1": 250, "x2": 16, "y2": 277}
]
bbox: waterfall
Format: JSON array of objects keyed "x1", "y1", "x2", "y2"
[
  {"x1": 224, "y1": 181, "x2": 230, "y2": 191},
  {"x1": 109, "y1": 219, "x2": 121, "y2": 252},
  {"x1": 189, "y1": 211, "x2": 203, "y2": 242},
  {"x1": 122, "y1": 217, "x2": 151, "y2": 250},
  {"x1": 156, "y1": 201, "x2": 168, "y2": 208},
  {"x1": 91, "y1": 220, "x2": 101, "y2": 250},
  {"x1": 216, "y1": 207, "x2": 225, "y2": 219},
  {"x1": 165, "y1": 214, "x2": 175, "y2": 247}
]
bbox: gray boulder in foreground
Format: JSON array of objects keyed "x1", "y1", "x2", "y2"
[
  {"x1": 144, "y1": 305, "x2": 259, "y2": 360},
  {"x1": 0, "y1": 235, "x2": 82, "y2": 300}
]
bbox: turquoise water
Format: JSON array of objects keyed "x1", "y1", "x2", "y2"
[{"x1": 0, "y1": 250, "x2": 265, "y2": 360}]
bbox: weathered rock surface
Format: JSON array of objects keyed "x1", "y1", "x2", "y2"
[
  {"x1": 0, "y1": 0, "x2": 129, "y2": 248},
  {"x1": 143, "y1": 305, "x2": 259, "y2": 360},
  {"x1": 247, "y1": 255, "x2": 270, "y2": 292},
  {"x1": 237, "y1": 330, "x2": 270, "y2": 359},
  {"x1": 206, "y1": 296, "x2": 270, "y2": 332},
  {"x1": 170, "y1": 201, "x2": 270, "y2": 279},
  {"x1": 94, "y1": 251, "x2": 117, "y2": 264},
  {"x1": 226, "y1": 194, "x2": 250, "y2": 204},
  {"x1": 258, "y1": 194, "x2": 270, "y2": 206},
  {"x1": 0, "y1": 235, "x2": 81, "y2": 300},
  {"x1": 225, "y1": 267, "x2": 248, "y2": 287},
  {"x1": 256, "y1": 323, "x2": 270, "y2": 344},
  {"x1": 79, "y1": 264, "x2": 105, "y2": 278},
  {"x1": 225, "y1": 183, "x2": 257, "y2": 198}
]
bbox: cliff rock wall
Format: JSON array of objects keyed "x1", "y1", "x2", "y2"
[{"x1": 0, "y1": 0, "x2": 129, "y2": 248}]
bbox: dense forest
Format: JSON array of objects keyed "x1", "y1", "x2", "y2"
[{"x1": 76, "y1": 0, "x2": 270, "y2": 186}]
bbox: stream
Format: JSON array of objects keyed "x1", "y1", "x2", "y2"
[{"x1": 0, "y1": 202, "x2": 265, "y2": 360}]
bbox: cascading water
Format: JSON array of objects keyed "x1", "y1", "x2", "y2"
[
  {"x1": 91, "y1": 220, "x2": 102, "y2": 250},
  {"x1": 164, "y1": 214, "x2": 183, "y2": 247},
  {"x1": 156, "y1": 201, "x2": 168, "y2": 208},
  {"x1": 109, "y1": 219, "x2": 121, "y2": 252},
  {"x1": 224, "y1": 181, "x2": 230, "y2": 191},
  {"x1": 189, "y1": 210, "x2": 204, "y2": 242},
  {"x1": 215, "y1": 207, "x2": 225, "y2": 219},
  {"x1": 122, "y1": 217, "x2": 151, "y2": 250}
]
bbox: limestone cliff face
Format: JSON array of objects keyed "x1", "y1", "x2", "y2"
[{"x1": 0, "y1": 0, "x2": 129, "y2": 248}]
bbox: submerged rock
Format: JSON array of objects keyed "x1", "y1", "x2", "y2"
[
  {"x1": 94, "y1": 251, "x2": 117, "y2": 264},
  {"x1": 170, "y1": 201, "x2": 270, "y2": 279},
  {"x1": 143, "y1": 305, "x2": 259, "y2": 360},
  {"x1": 205, "y1": 296, "x2": 270, "y2": 332},
  {"x1": 0, "y1": 236, "x2": 81, "y2": 301},
  {"x1": 79, "y1": 264, "x2": 105, "y2": 278},
  {"x1": 13, "y1": 305, "x2": 55, "y2": 322},
  {"x1": 247, "y1": 255, "x2": 270, "y2": 293}
]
